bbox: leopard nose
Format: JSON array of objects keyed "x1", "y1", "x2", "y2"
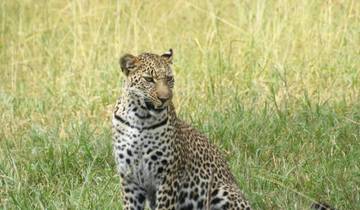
[{"x1": 158, "y1": 95, "x2": 169, "y2": 103}]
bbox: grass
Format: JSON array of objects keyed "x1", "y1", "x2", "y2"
[{"x1": 0, "y1": 0, "x2": 359, "y2": 209}]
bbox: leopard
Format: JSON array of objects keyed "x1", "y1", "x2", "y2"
[
  {"x1": 112, "y1": 49, "x2": 251, "y2": 210},
  {"x1": 112, "y1": 49, "x2": 336, "y2": 210}
]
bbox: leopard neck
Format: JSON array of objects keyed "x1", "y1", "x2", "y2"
[{"x1": 114, "y1": 91, "x2": 177, "y2": 131}]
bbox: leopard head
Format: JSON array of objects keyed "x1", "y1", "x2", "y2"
[{"x1": 119, "y1": 49, "x2": 174, "y2": 111}]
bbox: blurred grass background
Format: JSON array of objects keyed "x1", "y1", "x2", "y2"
[{"x1": 0, "y1": 0, "x2": 359, "y2": 209}]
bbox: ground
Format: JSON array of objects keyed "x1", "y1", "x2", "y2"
[{"x1": 0, "y1": 0, "x2": 359, "y2": 209}]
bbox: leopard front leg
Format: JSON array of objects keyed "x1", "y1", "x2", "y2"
[
  {"x1": 154, "y1": 177, "x2": 179, "y2": 210},
  {"x1": 120, "y1": 179, "x2": 146, "y2": 210}
]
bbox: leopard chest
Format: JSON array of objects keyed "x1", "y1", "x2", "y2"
[{"x1": 112, "y1": 114, "x2": 174, "y2": 188}]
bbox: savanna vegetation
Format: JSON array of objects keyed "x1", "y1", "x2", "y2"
[{"x1": 0, "y1": 0, "x2": 359, "y2": 209}]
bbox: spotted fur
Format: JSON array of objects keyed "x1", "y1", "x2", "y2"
[
  {"x1": 112, "y1": 49, "x2": 251, "y2": 210},
  {"x1": 311, "y1": 202, "x2": 337, "y2": 210}
]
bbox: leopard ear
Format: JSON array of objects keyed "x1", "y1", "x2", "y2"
[
  {"x1": 161, "y1": 49, "x2": 173, "y2": 64},
  {"x1": 119, "y1": 54, "x2": 138, "y2": 76}
]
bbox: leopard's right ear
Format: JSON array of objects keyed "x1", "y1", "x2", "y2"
[{"x1": 119, "y1": 54, "x2": 138, "y2": 76}]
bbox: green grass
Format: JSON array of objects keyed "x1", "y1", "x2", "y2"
[{"x1": 1, "y1": 0, "x2": 359, "y2": 209}]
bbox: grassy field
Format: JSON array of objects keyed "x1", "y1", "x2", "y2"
[{"x1": 1, "y1": 0, "x2": 359, "y2": 209}]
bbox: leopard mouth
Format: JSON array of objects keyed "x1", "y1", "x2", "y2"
[{"x1": 145, "y1": 101, "x2": 166, "y2": 112}]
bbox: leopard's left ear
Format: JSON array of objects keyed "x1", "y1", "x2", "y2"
[{"x1": 161, "y1": 49, "x2": 173, "y2": 64}]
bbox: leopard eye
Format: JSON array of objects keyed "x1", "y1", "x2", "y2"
[{"x1": 143, "y1": 76, "x2": 155, "y2": 83}]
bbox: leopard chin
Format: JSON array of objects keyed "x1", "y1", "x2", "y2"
[{"x1": 145, "y1": 100, "x2": 167, "y2": 112}]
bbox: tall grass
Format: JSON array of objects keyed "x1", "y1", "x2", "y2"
[{"x1": 1, "y1": 0, "x2": 359, "y2": 209}]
